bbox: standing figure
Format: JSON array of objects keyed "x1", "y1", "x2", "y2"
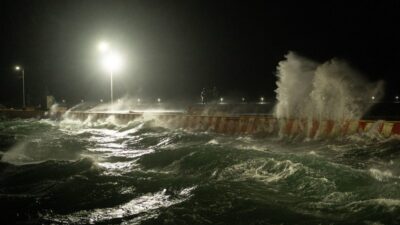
[{"x1": 201, "y1": 88, "x2": 207, "y2": 104}]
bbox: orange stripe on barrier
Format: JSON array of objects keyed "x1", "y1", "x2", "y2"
[
  {"x1": 287, "y1": 119, "x2": 295, "y2": 135},
  {"x1": 290, "y1": 119, "x2": 300, "y2": 135},
  {"x1": 324, "y1": 120, "x2": 335, "y2": 136},
  {"x1": 358, "y1": 121, "x2": 367, "y2": 132},
  {"x1": 392, "y1": 123, "x2": 400, "y2": 135}
]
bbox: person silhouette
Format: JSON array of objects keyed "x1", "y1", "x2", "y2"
[{"x1": 201, "y1": 88, "x2": 207, "y2": 104}]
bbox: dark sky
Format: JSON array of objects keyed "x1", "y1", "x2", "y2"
[{"x1": 0, "y1": 0, "x2": 399, "y2": 106}]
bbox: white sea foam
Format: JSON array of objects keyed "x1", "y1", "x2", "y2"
[
  {"x1": 220, "y1": 158, "x2": 305, "y2": 183},
  {"x1": 207, "y1": 139, "x2": 219, "y2": 145},
  {"x1": 369, "y1": 168, "x2": 395, "y2": 182}
]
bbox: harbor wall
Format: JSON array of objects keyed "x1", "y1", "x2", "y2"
[{"x1": 67, "y1": 111, "x2": 400, "y2": 138}]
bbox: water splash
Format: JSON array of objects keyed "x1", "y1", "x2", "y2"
[{"x1": 275, "y1": 52, "x2": 384, "y2": 121}]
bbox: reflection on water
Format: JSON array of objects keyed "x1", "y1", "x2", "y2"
[{"x1": 46, "y1": 187, "x2": 195, "y2": 224}]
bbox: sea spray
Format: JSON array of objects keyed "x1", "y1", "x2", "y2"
[
  {"x1": 274, "y1": 52, "x2": 384, "y2": 138},
  {"x1": 275, "y1": 52, "x2": 318, "y2": 120},
  {"x1": 275, "y1": 52, "x2": 384, "y2": 121}
]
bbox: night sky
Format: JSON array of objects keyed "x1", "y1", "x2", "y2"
[{"x1": 0, "y1": 1, "x2": 399, "y2": 107}]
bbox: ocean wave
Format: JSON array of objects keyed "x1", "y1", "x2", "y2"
[
  {"x1": 43, "y1": 187, "x2": 196, "y2": 224},
  {"x1": 369, "y1": 168, "x2": 396, "y2": 182},
  {"x1": 219, "y1": 158, "x2": 306, "y2": 183}
]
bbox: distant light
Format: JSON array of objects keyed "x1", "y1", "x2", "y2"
[
  {"x1": 15, "y1": 66, "x2": 21, "y2": 71},
  {"x1": 137, "y1": 98, "x2": 141, "y2": 103},
  {"x1": 100, "y1": 99, "x2": 103, "y2": 103},
  {"x1": 157, "y1": 98, "x2": 161, "y2": 103},
  {"x1": 371, "y1": 96, "x2": 375, "y2": 101},
  {"x1": 101, "y1": 52, "x2": 123, "y2": 72},
  {"x1": 260, "y1": 97, "x2": 264, "y2": 102},
  {"x1": 98, "y1": 41, "x2": 109, "y2": 52},
  {"x1": 62, "y1": 99, "x2": 66, "y2": 103},
  {"x1": 81, "y1": 99, "x2": 84, "y2": 103},
  {"x1": 242, "y1": 97, "x2": 245, "y2": 102},
  {"x1": 396, "y1": 96, "x2": 399, "y2": 100},
  {"x1": 220, "y1": 97, "x2": 224, "y2": 102}
]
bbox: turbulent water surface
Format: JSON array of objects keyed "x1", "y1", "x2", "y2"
[{"x1": 1, "y1": 117, "x2": 400, "y2": 225}]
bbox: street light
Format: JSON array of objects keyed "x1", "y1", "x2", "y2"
[
  {"x1": 15, "y1": 66, "x2": 25, "y2": 108},
  {"x1": 98, "y1": 41, "x2": 109, "y2": 52},
  {"x1": 99, "y1": 43, "x2": 123, "y2": 105}
]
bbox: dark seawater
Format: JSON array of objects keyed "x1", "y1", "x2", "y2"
[{"x1": 1, "y1": 117, "x2": 400, "y2": 225}]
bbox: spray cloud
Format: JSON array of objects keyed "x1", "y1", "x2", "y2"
[{"x1": 275, "y1": 52, "x2": 384, "y2": 121}]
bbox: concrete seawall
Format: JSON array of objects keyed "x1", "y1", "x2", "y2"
[
  {"x1": 67, "y1": 111, "x2": 400, "y2": 138},
  {"x1": 2, "y1": 109, "x2": 398, "y2": 138}
]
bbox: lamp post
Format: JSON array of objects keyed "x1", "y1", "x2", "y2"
[
  {"x1": 15, "y1": 66, "x2": 25, "y2": 108},
  {"x1": 98, "y1": 42, "x2": 122, "y2": 105},
  {"x1": 110, "y1": 69, "x2": 114, "y2": 104}
]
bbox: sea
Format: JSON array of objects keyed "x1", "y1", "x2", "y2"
[{"x1": 1, "y1": 117, "x2": 400, "y2": 225}]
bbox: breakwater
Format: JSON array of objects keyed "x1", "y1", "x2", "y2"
[{"x1": 68, "y1": 111, "x2": 400, "y2": 138}]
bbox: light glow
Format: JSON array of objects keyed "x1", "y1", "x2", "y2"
[
  {"x1": 98, "y1": 41, "x2": 110, "y2": 52},
  {"x1": 15, "y1": 66, "x2": 21, "y2": 71},
  {"x1": 101, "y1": 52, "x2": 123, "y2": 72}
]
